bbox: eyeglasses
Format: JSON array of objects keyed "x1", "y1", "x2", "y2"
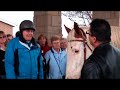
[
  {"x1": 86, "y1": 31, "x2": 92, "y2": 36},
  {"x1": 0, "y1": 35, "x2": 6, "y2": 39}
]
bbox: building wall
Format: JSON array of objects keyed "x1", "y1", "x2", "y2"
[
  {"x1": 93, "y1": 11, "x2": 119, "y2": 26},
  {"x1": 0, "y1": 21, "x2": 13, "y2": 35},
  {"x1": 34, "y1": 11, "x2": 62, "y2": 46}
]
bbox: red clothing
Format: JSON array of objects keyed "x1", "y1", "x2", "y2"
[{"x1": 41, "y1": 45, "x2": 50, "y2": 57}]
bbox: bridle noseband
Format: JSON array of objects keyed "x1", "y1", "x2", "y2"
[{"x1": 68, "y1": 39, "x2": 92, "y2": 61}]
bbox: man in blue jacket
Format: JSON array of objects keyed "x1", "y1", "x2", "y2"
[{"x1": 5, "y1": 20, "x2": 44, "y2": 79}]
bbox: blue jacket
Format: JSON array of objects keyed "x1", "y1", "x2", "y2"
[
  {"x1": 45, "y1": 48, "x2": 67, "y2": 79},
  {"x1": 5, "y1": 37, "x2": 44, "y2": 79}
]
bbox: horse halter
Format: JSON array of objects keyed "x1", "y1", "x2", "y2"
[{"x1": 68, "y1": 31, "x2": 92, "y2": 61}]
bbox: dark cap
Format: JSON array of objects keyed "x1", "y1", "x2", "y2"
[{"x1": 19, "y1": 20, "x2": 36, "y2": 32}]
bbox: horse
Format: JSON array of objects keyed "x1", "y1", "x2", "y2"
[{"x1": 64, "y1": 22, "x2": 93, "y2": 79}]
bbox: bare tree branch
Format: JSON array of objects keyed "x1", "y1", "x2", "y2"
[{"x1": 62, "y1": 11, "x2": 92, "y2": 26}]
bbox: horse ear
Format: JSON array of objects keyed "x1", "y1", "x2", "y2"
[
  {"x1": 74, "y1": 22, "x2": 80, "y2": 35},
  {"x1": 64, "y1": 25, "x2": 71, "y2": 33},
  {"x1": 74, "y1": 22, "x2": 79, "y2": 28},
  {"x1": 74, "y1": 22, "x2": 86, "y2": 39}
]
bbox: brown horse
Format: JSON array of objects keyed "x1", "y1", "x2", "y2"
[{"x1": 64, "y1": 22, "x2": 93, "y2": 79}]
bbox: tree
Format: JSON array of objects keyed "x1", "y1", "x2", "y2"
[{"x1": 62, "y1": 11, "x2": 93, "y2": 26}]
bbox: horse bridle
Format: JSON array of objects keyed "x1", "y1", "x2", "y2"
[{"x1": 68, "y1": 39, "x2": 92, "y2": 61}]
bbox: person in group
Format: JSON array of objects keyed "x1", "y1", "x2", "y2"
[
  {"x1": 0, "y1": 31, "x2": 7, "y2": 79},
  {"x1": 81, "y1": 18, "x2": 120, "y2": 79},
  {"x1": 6, "y1": 34, "x2": 13, "y2": 42},
  {"x1": 37, "y1": 34, "x2": 50, "y2": 58},
  {"x1": 37, "y1": 34, "x2": 50, "y2": 79},
  {"x1": 60, "y1": 37, "x2": 68, "y2": 51},
  {"x1": 5, "y1": 20, "x2": 44, "y2": 79},
  {"x1": 44, "y1": 35, "x2": 67, "y2": 79}
]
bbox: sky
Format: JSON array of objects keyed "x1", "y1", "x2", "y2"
[
  {"x1": 0, "y1": 11, "x2": 74, "y2": 38},
  {"x1": 0, "y1": 11, "x2": 34, "y2": 37}
]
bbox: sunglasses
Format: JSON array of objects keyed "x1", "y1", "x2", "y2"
[{"x1": 0, "y1": 35, "x2": 6, "y2": 39}]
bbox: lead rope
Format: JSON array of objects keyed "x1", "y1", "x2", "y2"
[
  {"x1": 51, "y1": 49, "x2": 63, "y2": 78},
  {"x1": 84, "y1": 42, "x2": 86, "y2": 61}
]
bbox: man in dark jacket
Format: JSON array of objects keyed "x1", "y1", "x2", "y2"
[{"x1": 81, "y1": 18, "x2": 120, "y2": 79}]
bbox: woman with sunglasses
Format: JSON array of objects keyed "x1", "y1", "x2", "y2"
[{"x1": 0, "y1": 31, "x2": 7, "y2": 79}]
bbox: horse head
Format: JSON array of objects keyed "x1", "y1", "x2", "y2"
[{"x1": 64, "y1": 22, "x2": 92, "y2": 79}]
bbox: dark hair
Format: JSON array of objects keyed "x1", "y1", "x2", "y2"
[
  {"x1": 90, "y1": 18, "x2": 111, "y2": 42},
  {"x1": 0, "y1": 31, "x2": 4, "y2": 35},
  {"x1": 7, "y1": 34, "x2": 13, "y2": 38}
]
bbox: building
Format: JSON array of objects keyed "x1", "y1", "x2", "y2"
[{"x1": 0, "y1": 18, "x2": 14, "y2": 35}]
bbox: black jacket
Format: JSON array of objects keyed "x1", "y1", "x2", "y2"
[
  {"x1": 81, "y1": 42, "x2": 120, "y2": 79},
  {"x1": 0, "y1": 49, "x2": 6, "y2": 76}
]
